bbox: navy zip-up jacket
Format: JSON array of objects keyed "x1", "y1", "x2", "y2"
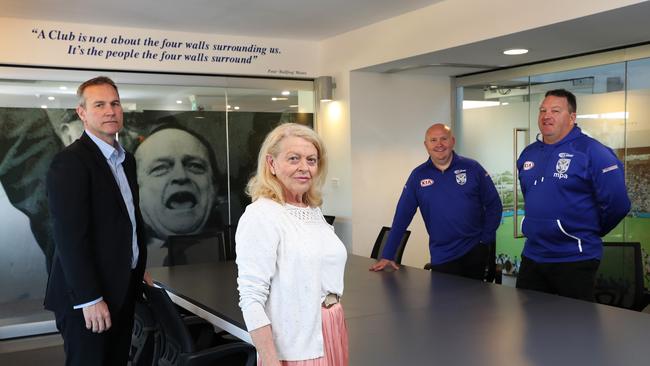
[
  {"x1": 517, "y1": 126, "x2": 630, "y2": 262},
  {"x1": 382, "y1": 153, "x2": 502, "y2": 265}
]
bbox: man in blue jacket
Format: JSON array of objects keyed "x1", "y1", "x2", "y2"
[
  {"x1": 370, "y1": 123, "x2": 502, "y2": 280},
  {"x1": 516, "y1": 89, "x2": 630, "y2": 301}
]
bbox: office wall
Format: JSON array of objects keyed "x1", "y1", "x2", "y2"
[
  {"x1": 0, "y1": 17, "x2": 319, "y2": 78},
  {"x1": 347, "y1": 71, "x2": 451, "y2": 266}
]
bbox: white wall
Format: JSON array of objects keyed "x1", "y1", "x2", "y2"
[
  {"x1": 347, "y1": 71, "x2": 451, "y2": 267},
  {"x1": 0, "y1": 17, "x2": 319, "y2": 78}
]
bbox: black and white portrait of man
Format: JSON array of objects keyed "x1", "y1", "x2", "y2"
[{"x1": 134, "y1": 123, "x2": 225, "y2": 265}]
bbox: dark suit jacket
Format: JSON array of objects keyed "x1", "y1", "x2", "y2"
[{"x1": 44, "y1": 132, "x2": 147, "y2": 315}]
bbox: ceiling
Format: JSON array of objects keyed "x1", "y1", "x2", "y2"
[
  {"x1": 3, "y1": 1, "x2": 650, "y2": 78},
  {"x1": 362, "y1": 1, "x2": 650, "y2": 76},
  {"x1": 2, "y1": 0, "x2": 444, "y2": 41}
]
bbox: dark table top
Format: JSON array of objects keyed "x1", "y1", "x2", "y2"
[{"x1": 149, "y1": 255, "x2": 650, "y2": 366}]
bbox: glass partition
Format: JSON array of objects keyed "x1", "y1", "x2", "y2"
[
  {"x1": 625, "y1": 58, "x2": 650, "y2": 287},
  {"x1": 456, "y1": 53, "x2": 650, "y2": 288},
  {"x1": 0, "y1": 67, "x2": 314, "y2": 338}
]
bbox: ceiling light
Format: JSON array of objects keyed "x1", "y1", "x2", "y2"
[
  {"x1": 234, "y1": 106, "x2": 240, "y2": 110},
  {"x1": 462, "y1": 100, "x2": 501, "y2": 110},
  {"x1": 503, "y1": 48, "x2": 529, "y2": 55},
  {"x1": 271, "y1": 97, "x2": 288, "y2": 101},
  {"x1": 176, "y1": 100, "x2": 182, "y2": 104},
  {"x1": 48, "y1": 96, "x2": 55, "y2": 100},
  {"x1": 281, "y1": 90, "x2": 290, "y2": 96},
  {"x1": 289, "y1": 105, "x2": 298, "y2": 108},
  {"x1": 40, "y1": 105, "x2": 48, "y2": 109}
]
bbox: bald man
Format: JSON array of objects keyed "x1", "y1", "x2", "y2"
[{"x1": 370, "y1": 124, "x2": 502, "y2": 280}]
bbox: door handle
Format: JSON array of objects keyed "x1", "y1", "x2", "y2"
[{"x1": 513, "y1": 128, "x2": 529, "y2": 238}]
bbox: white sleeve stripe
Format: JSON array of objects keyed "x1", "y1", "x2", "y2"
[{"x1": 602, "y1": 165, "x2": 619, "y2": 173}]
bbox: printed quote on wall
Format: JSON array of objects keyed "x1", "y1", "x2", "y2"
[{"x1": 31, "y1": 28, "x2": 308, "y2": 76}]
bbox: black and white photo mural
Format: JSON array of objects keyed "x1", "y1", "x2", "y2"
[{"x1": 0, "y1": 106, "x2": 312, "y2": 303}]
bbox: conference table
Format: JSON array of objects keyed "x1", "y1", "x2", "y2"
[{"x1": 148, "y1": 255, "x2": 650, "y2": 365}]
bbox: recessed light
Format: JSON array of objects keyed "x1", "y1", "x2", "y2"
[
  {"x1": 462, "y1": 100, "x2": 500, "y2": 109},
  {"x1": 176, "y1": 100, "x2": 182, "y2": 104},
  {"x1": 227, "y1": 105, "x2": 232, "y2": 109},
  {"x1": 48, "y1": 96, "x2": 55, "y2": 100},
  {"x1": 281, "y1": 90, "x2": 290, "y2": 96},
  {"x1": 503, "y1": 48, "x2": 528, "y2": 55},
  {"x1": 271, "y1": 97, "x2": 288, "y2": 101},
  {"x1": 234, "y1": 106, "x2": 240, "y2": 110},
  {"x1": 40, "y1": 105, "x2": 48, "y2": 109}
]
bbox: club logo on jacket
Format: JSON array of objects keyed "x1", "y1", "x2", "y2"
[
  {"x1": 420, "y1": 178, "x2": 434, "y2": 187},
  {"x1": 523, "y1": 161, "x2": 534, "y2": 170},
  {"x1": 454, "y1": 169, "x2": 467, "y2": 185},
  {"x1": 554, "y1": 157, "x2": 571, "y2": 179}
]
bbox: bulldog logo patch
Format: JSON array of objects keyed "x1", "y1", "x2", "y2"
[
  {"x1": 554, "y1": 158, "x2": 571, "y2": 179},
  {"x1": 455, "y1": 173, "x2": 467, "y2": 185}
]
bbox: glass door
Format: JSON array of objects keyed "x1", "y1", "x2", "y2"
[{"x1": 456, "y1": 76, "x2": 531, "y2": 285}]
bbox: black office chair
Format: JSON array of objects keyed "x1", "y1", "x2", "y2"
[
  {"x1": 323, "y1": 215, "x2": 336, "y2": 225},
  {"x1": 142, "y1": 285, "x2": 257, "y2": 366},
  {"x1": 166, "y1": 230, "x2": 230, "y2": 266},
  {"x1": 130, "y1": 300, "x2": 161, "y2": 366},
  {"x1": 370, "y1": 226, "x2": 410, "y2": 265},
  {"x1": 594, "y1": 242, "x2": 645, "y2": 311}
]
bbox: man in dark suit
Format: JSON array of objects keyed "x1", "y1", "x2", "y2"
[{"x1": 45, "y1": 76, "x2": 148, "y2": 365}]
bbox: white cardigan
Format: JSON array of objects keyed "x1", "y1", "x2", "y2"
[{"x1": 236, "y1": 198, "x2": 347, "y2": 361}]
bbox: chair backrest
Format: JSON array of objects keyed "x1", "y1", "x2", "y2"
[
  {"x1": 594, "y1": 242, "x2": 644, "y2": 311},
  {"x1": 130, "y1": 300, "x2": 161, "y2": 366},
  {"x1": 166, "y1": 231, "x2": 228, "y2": 266},
  {"x1": 142, "y1": 285, "x2": 257, "y2": 366},
  {"x1": 323, "y1": 215, "x2": 336, "y2": 225},
  {"x1": 143, "y1": 285, "x2": 196, "y2": 365},
  {"x1": 370, "y1": 226, "x2": 410, "y2": 264}
]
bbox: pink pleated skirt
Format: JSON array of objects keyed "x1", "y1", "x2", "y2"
[{"x1": 260, "y1": 303, "x2": 349, "y2": 366}]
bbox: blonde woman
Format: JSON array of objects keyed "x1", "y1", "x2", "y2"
[{"x1": 236, "y1": 123, "x2": 348, "y2": 366}]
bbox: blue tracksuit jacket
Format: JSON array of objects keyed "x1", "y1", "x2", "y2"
[
  {"x1": 382, "y1": 153, "x2": 502, "y2": 265},
  {"x1": 517, "y1": 126, "x2": 630, "y2": 262}
]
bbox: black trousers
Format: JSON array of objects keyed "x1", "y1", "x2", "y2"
[
  {"x1": 428, "y1": 243, "x2": 489, "y2": 280},
  {"x1": 55, "y1": 276, "x2": 138, "y2": 366},
  {"x1": 516, "y1": 255, "x2": 600, "y2": 302}
]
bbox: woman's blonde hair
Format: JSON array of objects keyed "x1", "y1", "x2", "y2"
[{"x1": 246, "y1": 123, "x2": 327, "y2": 207}]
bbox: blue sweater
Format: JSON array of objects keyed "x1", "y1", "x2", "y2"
[
  {"x1": 517, "y1": 126, "x2": 630, "y2": 262},
  {"x1": 382, "y1": 153, "x2": 502, "y2": 265}
]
